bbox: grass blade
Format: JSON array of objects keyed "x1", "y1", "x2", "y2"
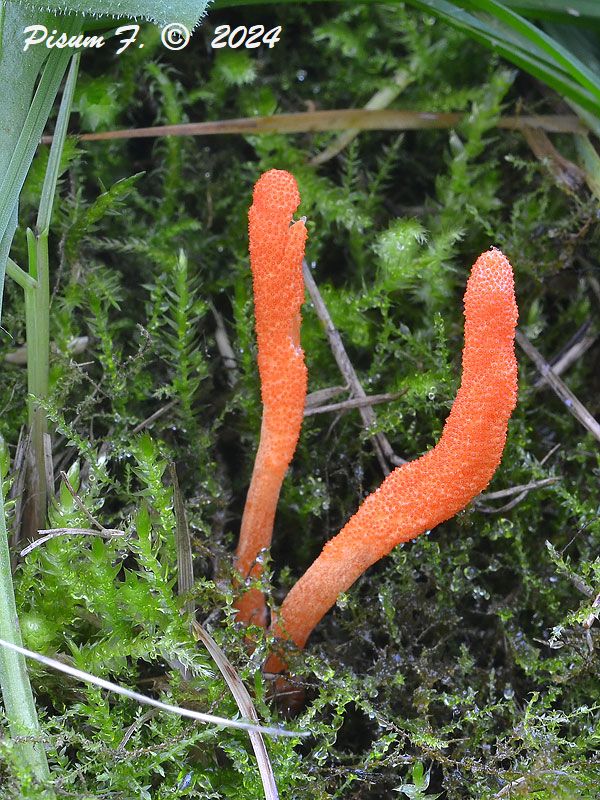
[
  {"x1": 37, "y1": 53, "x2": 80, "y2": 231},
  {"x1": 467, "y1": 0, "x2": 600, "y2": 101},
  {"x1": 408, "y1": 0, "x2": 599, "y2": 116},
  {"x1": 0, "y1": 47, "x2": 74, "y2": 247},
  {"x1": 0, "y1": 476, "x2": 51, "y2": 780},
  {"x1": 0, "y1": 638, "x2": 308, "y2": 738},
  {"x1": 502, "y1": 1, "x2": 600, "y2": 20}
]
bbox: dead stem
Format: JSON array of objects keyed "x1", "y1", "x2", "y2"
[
  {"x1": 302, "y1": 259, "x2": 405, "y2": 474},
  {"x1": 532, "y1": 320, "x2": 596, "y2": 388},
  {"x1": 192, "y1": 621, "x2": 282, "y2": 800},
  {"x1": 476, "y1": 444, "x2": 561, "y2": 514},
  {"x1": 171, "y1": 463, "x2": 194, "y2": 619},
  {"x1": 516, "y1": 329, "x2": 600, "y2": 444},
  {"x1": 304, "y1": 390, "x2": 406, "y2": 417},
  {"x1": 42, "y1": 110, "x2": 587, "y2": 144},
  {"x1": 132, "y1": 400, "x2": 178, "y2": 434},
  {"x1": 521, "y1": 127, "x2": 585, "y2": 192},
  {"x1": 305, "y1": 385, "x2": 348, "y2": 408},
  {"x1": 478, "y1": 477, "x2": 560, "y2": 502}
]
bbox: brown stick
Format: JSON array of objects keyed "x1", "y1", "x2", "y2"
[
  {"x1": 131, "y1": 400, "x2": 178, "y2": 434},
  {"x1": 521, "y1": 126, "x2": 586, "y2": 192},
  {"x1": 304, "y1": 391, "x2": 405, "y2": 417},
  {"x1": 40, "y1": 110, "x2": 587, "y2": 144},
  {"x1": 305, "y1": 385, "x2": 348, "y2": 408},
  {"x1": 476, "y1": 477, "x2": 561, "y2": 514},
  {"x1": 516, "y1": 329, "x2": 600, "y2": 444},
  {"x1": 211, "y1": 305, "x2": 239, "y2": 387},
  {"x1": 478, "y1": 477, "x2": 560, "y2": 502},
  {"x1": 302, "y1": 260, "x2": 405, "y2": 474},
  {"x1": 532, "y1": 321, "x2": 596, "y2": 388}
]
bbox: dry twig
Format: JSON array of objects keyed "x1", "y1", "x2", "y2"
[
  {"x1": 42, "y1": 110, "x2": 586, "y2": 144},
  {"x1": 533, "y1": 320, "x2": 596, "y2": 388},
  {"x1": 476, "y1": 445, "x2": 561, "y2": 514},
  {"x1": 20, "y1": 527, "x2": 125, "y2": 557},
  {"x1": 192, "y1": 621, "x2": 282, "y2": 800},
  {"x1": 171, "y1": 463, "x2": 194, "y2": 619},
  {"x1": 170, "y1": 467, "x2": 281, "y2": 799},
  {"x1": 304, "y1": 390, "x2": 405, "y2": 417},
  {"x1": 131, "y1": 400, "x2": 177, "y2": 434},
  {"x1": 516, "y1": 329, "x2": 600, "y2": 444},
  {"x1": 522, "y1": 127, "x2": 585, "y2": 192},
  {"x1": 302, "y1": 260, "x2": 405, "y2": 473},
  {"x1": 20, "y1": 469, "x2": 125, "y2": 556},
  {"x1": 305, "y1": 385, "x2": 348, "y2": 408},
  {"x1": 478, "y1": 477, "x2": 560, "y2": 503}
]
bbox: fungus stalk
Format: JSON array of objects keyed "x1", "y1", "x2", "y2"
[
  {"x1": 234, "y1": 170, "x2": 308, "y2": 627},
  {"x1": 267, "y1": 248, "x2": 518, "y2": 669}
]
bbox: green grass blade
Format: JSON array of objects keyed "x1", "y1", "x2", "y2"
[
  {"x1": 544, "y1": 23, "x2": 600, "y2": 80},
  {"x1": 37, "y1": 53, "x2": 80, "y2": 232},
  {"x1": 0, "y1": 3, "x2": 56, "y2": 320},
  {"x1": 0, "y1": 460, "x2": 51, "y2": 782},
  {"x1": 6, "y1": 257, "x2": 38, "y2": 291},
  {"x1": 0, "y1": 45, "x2": 74, "y2": 247},
  {"x1": 502, "y1": 1, "x2": 600, "y2": 20},
  {"x1": 0, "y1": 207, "x2": 17, "y2": 320},
  {"x1": 211, "y1": 0, "x2": 600, "y2": 18},
  {"x1": 467, "y1": 0, "x2": 600, "y2": 101},
  {"x1": 408, "y1": 0, "x2": 599, "y2": 116},
  {"x1": 208, "y1": 1, "x2": 599, "y2": 119}
]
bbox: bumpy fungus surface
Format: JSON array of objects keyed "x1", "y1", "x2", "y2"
[
  {"x1": 234, "y1": 170, "x2": 308, "y2": 627},
  {"x1": 268, "y1": 248, "x2": 518, "y2": 670}
]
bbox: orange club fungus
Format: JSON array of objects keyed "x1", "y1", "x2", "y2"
[
  {"x1": 233, "y1": 169, "x2": 308, "y2": 627},
  {"x1": 266, "y1": 247, "x2": 518, "y2": 673}
]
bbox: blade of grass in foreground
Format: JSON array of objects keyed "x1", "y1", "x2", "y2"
[
  {"x1": 212, "y1": 0, "x2": 600, "y2": 20},
  {"x1": 407, "y1": 0, "x2": 599, "y2": 117},
  {"x1": 0, "y1": 639, "x2": 308, "y2": 738},
  {"x1": 0, "y1": 485, "x2": 51, "y2": 781},
  {"x1": 502, "y1": 0, "x2": 600, "y2": 20},
  {"x1": 0, "y1": 3, "x2": 55, "y2": 320},
  {"x1": 52, "y1": 109, "x2": 585, "y2": 144},
  {"x1": 469, "y1": 0, "x2": 600, "y2": 101},
  {"x1": 0, "y1": 10, "x2": 77, "y2": 785}
]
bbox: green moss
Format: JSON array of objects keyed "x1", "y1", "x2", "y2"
[{"x1": 1, "y1": 3, "x2": 599, "y2": 798}]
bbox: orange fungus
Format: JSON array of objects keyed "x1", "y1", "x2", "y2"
[
  {"x1": 234, "y1": 169, "x2": 308, "y2": 627},
  {"x1": 268, "y1": 247, "x2": 518, "y2": 666}
]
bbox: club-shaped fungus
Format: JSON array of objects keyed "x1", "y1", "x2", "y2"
[
  {"x1": 266, "y1": 248, "x2": 518, "y2": 672},
  {"x1": 234, "y1": 170, "x2": 308, "y2": 627}
]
